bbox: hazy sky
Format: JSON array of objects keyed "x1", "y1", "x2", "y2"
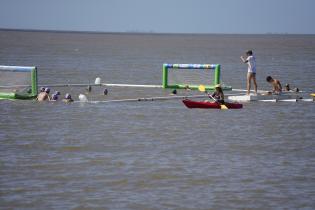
[{"x1": 0, "y1": 0, "x2": 314, "y2": 34}]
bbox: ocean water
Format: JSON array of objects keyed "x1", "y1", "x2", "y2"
[{"x1": 0, "y1": 30, "x2": 314, "y2": 209}]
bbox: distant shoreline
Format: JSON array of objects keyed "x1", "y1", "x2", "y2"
[{"x1": 0, "y1": 28, "x2": 314, "y2": 36}]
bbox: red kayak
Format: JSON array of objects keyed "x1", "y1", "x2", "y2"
[{"x1": 182, "y1": 99, "x2": 243, "y2": 109}]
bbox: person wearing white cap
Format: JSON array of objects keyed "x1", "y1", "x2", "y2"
[{"x1": 62, "y1": 93, "x2": 74, "y2": 103}]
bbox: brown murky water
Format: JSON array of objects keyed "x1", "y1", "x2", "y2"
[{"x1": 0, "y1": 30, "x2": 314, "y2": 209}]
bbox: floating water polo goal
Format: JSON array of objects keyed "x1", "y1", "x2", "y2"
[
  {"x1": 0, "y1": 65, "x2": 38, "y2": 100},
  {"x1": 162, "y1": 63, "x2": 232, "y2": 90}
]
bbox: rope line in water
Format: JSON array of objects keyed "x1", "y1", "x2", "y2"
[
  {"x1": 1, "y1": 83, "x2": 309, "y2": 94},
  {"x1": 75, "y1": 94, "x2": 208, "y2": 103},
  {"x1": 74, "y1": 93, "x2": 252, "y2": 104},
  {"x1": 37, "y1": 83, "x2": 163, "y2": 88}
]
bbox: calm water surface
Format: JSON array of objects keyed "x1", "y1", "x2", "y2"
[{"x1": 0, "y1": 31, "x2": 314, "y2": 209}]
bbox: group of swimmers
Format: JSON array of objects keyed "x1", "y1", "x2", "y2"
[
  {"x1": 36, "y1": 85, "x2": 109, "y2": 103},
  {"x1": 36, "y1": 87, "x2": 73, "y2": 103}
]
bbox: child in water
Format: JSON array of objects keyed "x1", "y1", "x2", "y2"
[
  {"x1": 211, "y1": 84, "x2": 225, "y2": 103},
  {"x1": 266, "y1": 76, "x2": 282, "y2": 94},
  {"x1": 283, "y1": 83, "x2": 299, "y2": 92},
  {"x1": 37, "y1": 88, "x2": 51, "y2": 101},
  {"x1": 62, "y1": 93, "x2": 74, "y2": 103},
  {"x1": 50, "y1": 91, "x2": 61, "y2": 101}
]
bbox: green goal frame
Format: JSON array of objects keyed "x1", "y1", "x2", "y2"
[
  {"x1": 0, "y1": 65, "x2": 38, "y2": 100},
  {"x1": 162, "y1": 63, "x2": 231, "y2": 90}
]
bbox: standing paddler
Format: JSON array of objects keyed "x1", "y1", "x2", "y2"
[{"x1": 241, "y1": 50, "x2": 258, "y2": 95}]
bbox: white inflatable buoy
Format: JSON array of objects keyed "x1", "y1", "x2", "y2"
[
  {"x1": 95, "y1": 77, "x2": 101, "y2": 85},
  {"x1": 78, "y1": 94, "x2": 88, "y2": 102}
]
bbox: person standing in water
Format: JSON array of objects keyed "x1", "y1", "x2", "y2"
[
  {"x1": 241, "y1": 50, "x2": 258, "y2": 95},
  {"x1": 51, "y1": 91, "x2": 61, "y2": 101},
  {"x1": 37, "y1": 88, "x2": 51, "y2": 101},
  {"x1": 62, "y1": 93, "x2": 74, "y2": 103}
]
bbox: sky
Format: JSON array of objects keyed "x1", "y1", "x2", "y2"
[{"x1": 0, "y1": 0, "x2": 314, "y2": 34}]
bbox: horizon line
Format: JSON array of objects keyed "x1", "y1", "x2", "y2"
[{"x1": 0, "y1": 28, "x2": 314, "y2": 36}]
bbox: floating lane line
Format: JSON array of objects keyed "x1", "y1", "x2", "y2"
[
  {"x1": 0, "y1": 83, "x2": 309, "y2": 94},
  {"x1": 74, "y1": 93, "x2": 242, "y2": 104},
  {"x1": 103, "y1": 83, "x2": 163, "y2": 88},
  {"x1": 258, "y1": 99, "x2": 313, "y2": 102},
  {"x1": 75, "y1": 94, "x2": 208, "y2": 103},
  {"x1": 34, "y1": 83, "x2": 163, "y2": 88}
]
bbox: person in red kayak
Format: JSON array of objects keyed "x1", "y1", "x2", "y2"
[{"x1": 211, "y1": 84, "x2": 225, "y2": 103}]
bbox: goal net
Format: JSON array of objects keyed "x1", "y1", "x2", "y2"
[
  {"x1": 162, "y1": 64, "x2": 231, "y2": 90},
  {"x1": 0, "y1": 66, "x2": 38, "y2": 99}
]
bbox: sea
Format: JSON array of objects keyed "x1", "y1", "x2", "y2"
[{"x1": 0, "y1": 30, "x2": 314, "y2": 210}]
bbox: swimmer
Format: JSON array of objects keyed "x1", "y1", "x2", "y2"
[
  {"x1": 103, "y1": 88, "x2": 108, "y2": 95},
  {"x1": 266, "y1": 76, "x2": 282, "y2": 94},
  {"x1": 171, "y1": 89, "x2": 177, "y2": 95},
  {"x1": 50, "y1": 91, "x2": 60, "y2": 101},
  {"x1": 37, "y1": 88, "x2": 51, "y2": 101},
  {"x1": 283, "y1": 84, "x2": 300, "y2": 93},
  {"x1": 86, "y1": 85, "x2": 92, "y2": 93},
  {"x1": 284, "y1": 84, "x2": 291, "y2": 91},
  {"x1": 62, "y1": 93, "x2": 74, "y2": 103}
]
